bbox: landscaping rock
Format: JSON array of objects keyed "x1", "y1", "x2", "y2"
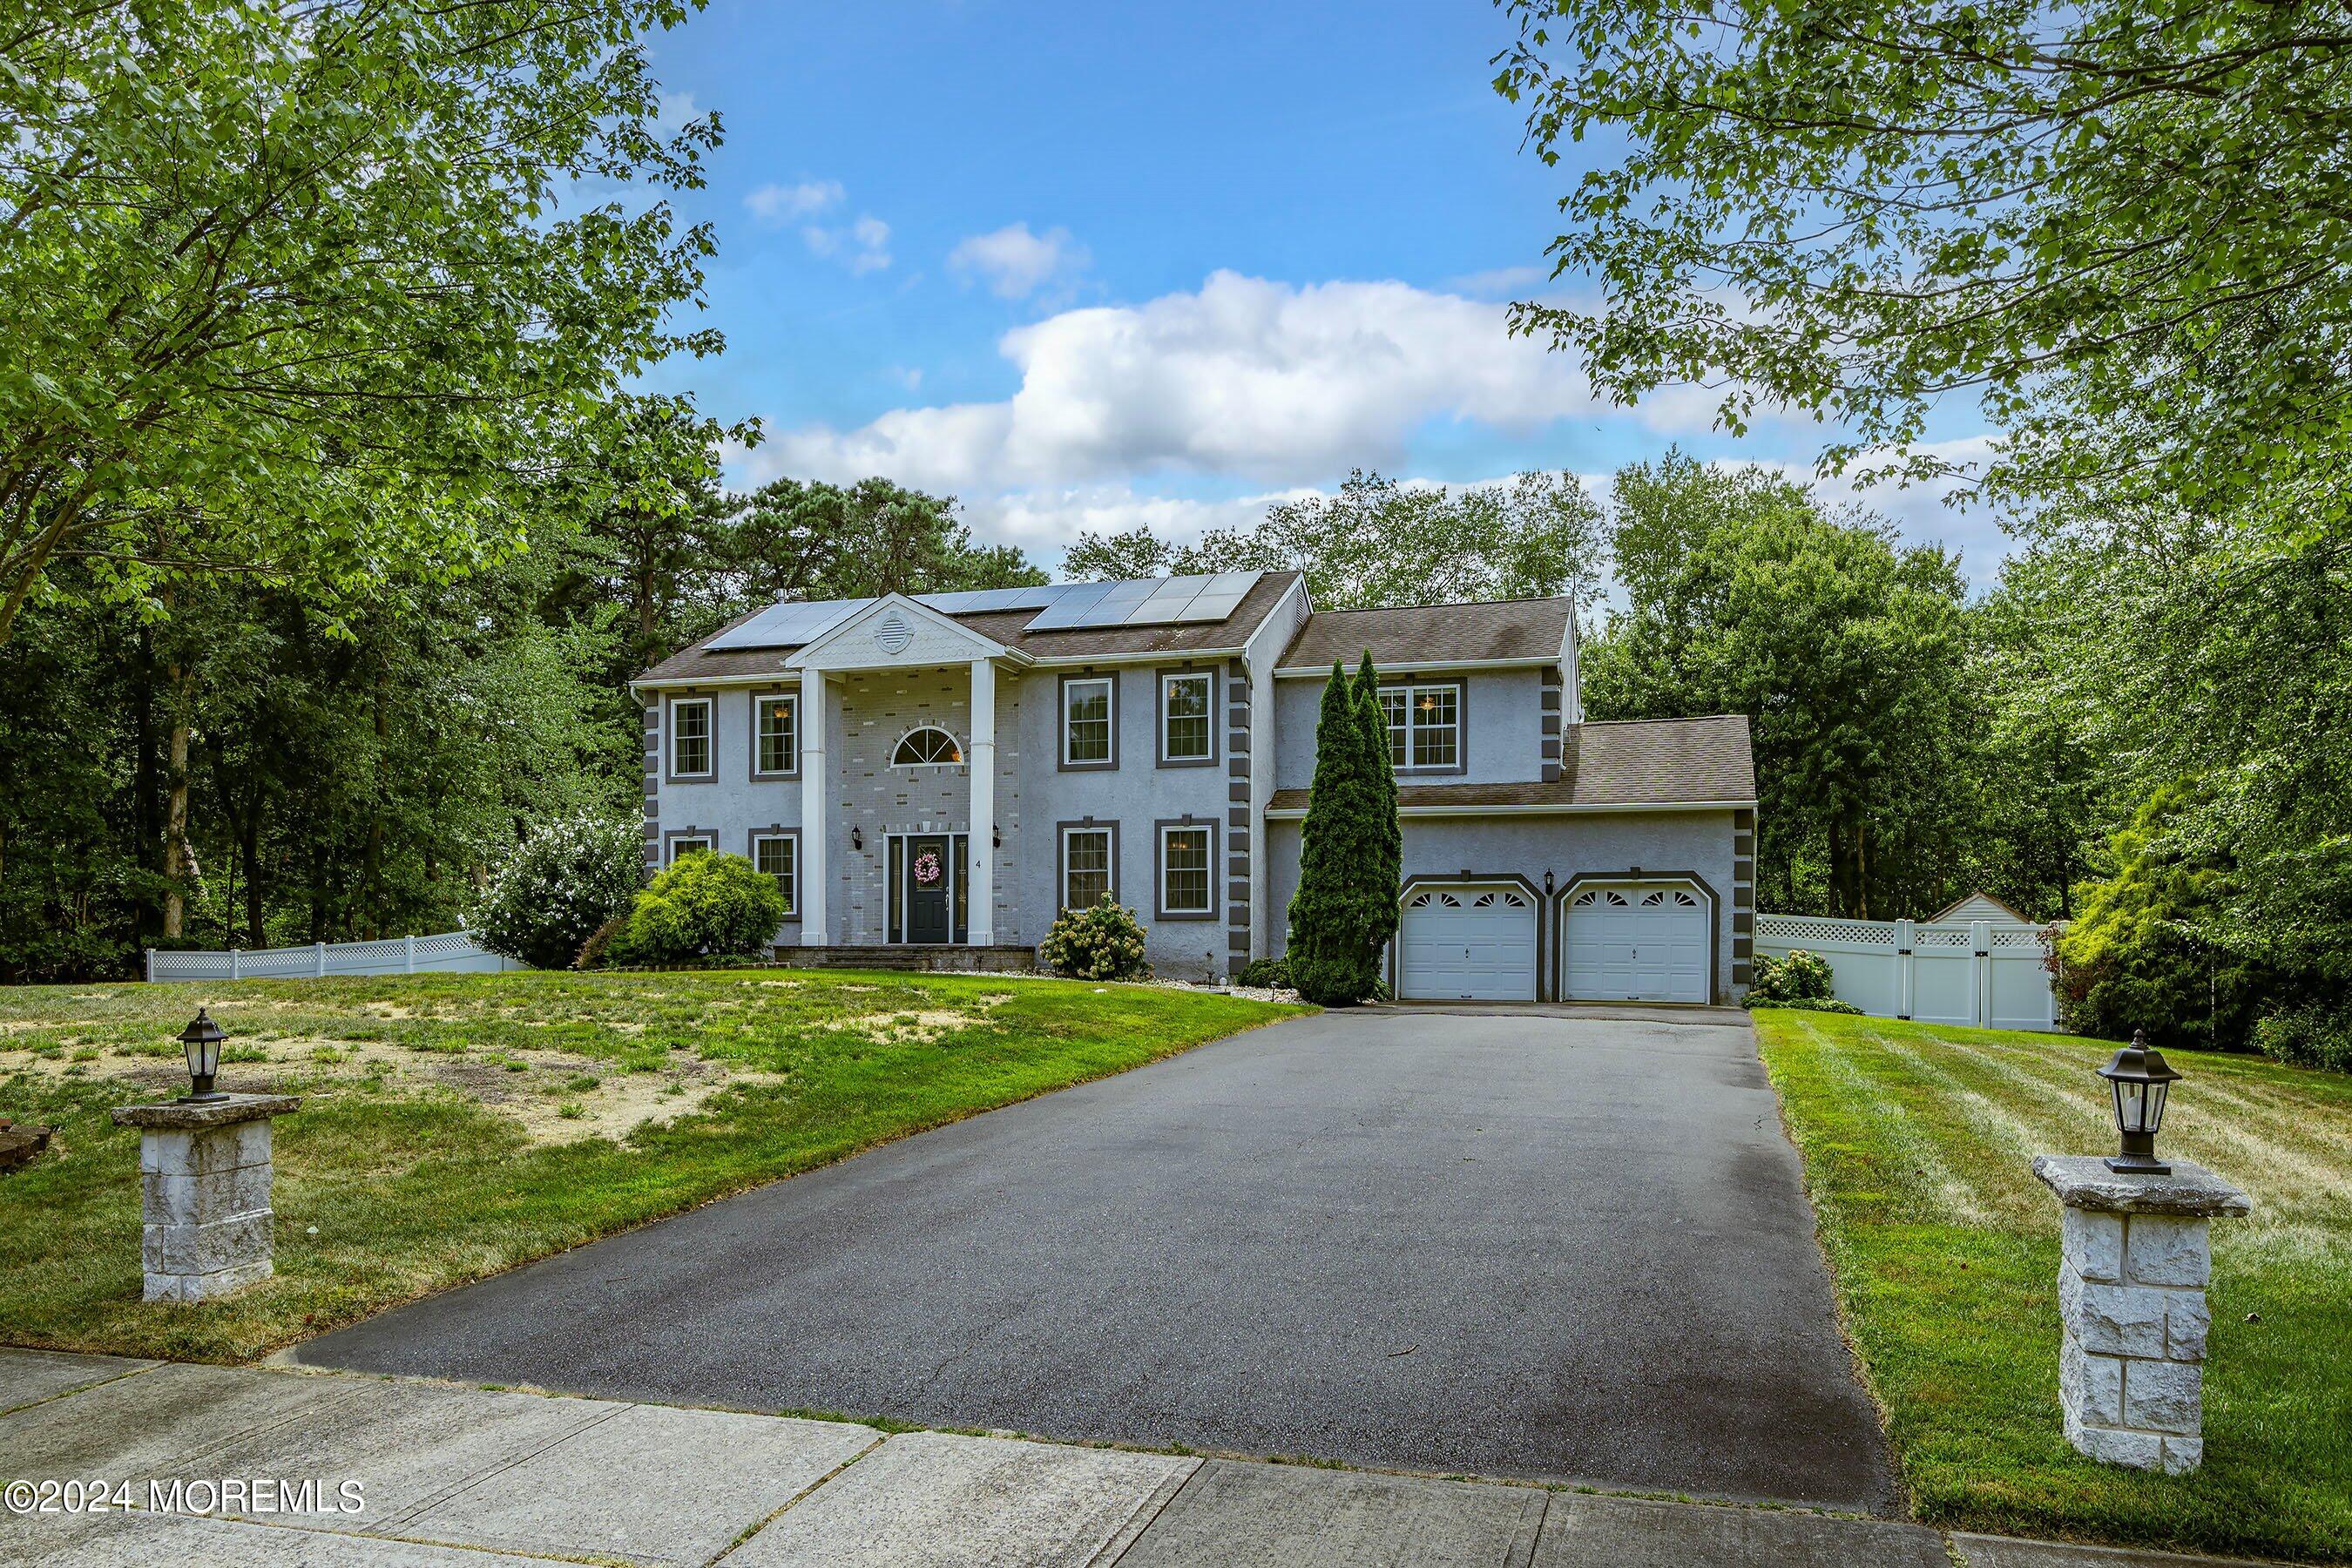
[{"x1": 0, "y1": 1118, "x2": 52, "y2": 1172}]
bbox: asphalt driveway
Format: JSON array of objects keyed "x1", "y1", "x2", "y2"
[{"x1": 295, "y1": 1006, "x2": 1896, "y2": 1511}]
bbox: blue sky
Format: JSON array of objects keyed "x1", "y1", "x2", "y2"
[{"x1": 638, "y1": 1, "x2": 2002, "y2": 580}]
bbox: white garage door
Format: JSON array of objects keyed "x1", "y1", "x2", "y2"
[
  {"x1": 1398, "y1": 884, "x2": 1538, "y2": 1002},
  {"x1": 1562, "y1": 882, "x2": 1710, "y2": 1003}
]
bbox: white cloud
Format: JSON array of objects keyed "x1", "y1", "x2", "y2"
[
  {"x1": 745, "y1": 179, "x2": 843, "y2": 226},
  {"x1": 759, "y1": 270, "x2": 1650, "y2": 495},
  {"x1": 802, "y1": 213, "x2": 892, "y2": 275},
  {"x1": 1445, "y1": 263, "x2": 1547, "y2": 295},
  {"x1": 949, "y1": 222, "x2": 1092, "y2": 300},
  {"x1": 962, "y1": 484, "x2": 1321, "y2": 560}
]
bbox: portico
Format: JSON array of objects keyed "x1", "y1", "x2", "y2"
[{"x1": 786, "y1": 595, "x2": 1028, "y2": 949}]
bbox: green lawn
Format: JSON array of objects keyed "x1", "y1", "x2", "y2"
[
  {"x1": 1754, "y1": 1010, "x2": 2352, "y2": 1563},
  {"x1": 0, "y1": 970, "x2": 1305, "y2": 1364}
]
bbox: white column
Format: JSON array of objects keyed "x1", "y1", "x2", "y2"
[
  {"x1": 967, "y1": 658, "x2": 996, "y2": 945},
  {"x1": 801, "y1": 670, "x2": 829, "y2": 945}
]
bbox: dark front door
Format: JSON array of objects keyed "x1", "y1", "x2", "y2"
[{"x1": 906, "y1": 835, "x2": 953, "y2": 944}]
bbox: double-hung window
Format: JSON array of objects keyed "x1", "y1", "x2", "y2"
[
  {"x1": 666, "y1": 833, "x2": 715, "y2": 864},
  {"x1": 669, "y1": 697, "x2": 713, "y2": 778},
  {"x1": 1061, "y1": 676, "x2": 1114, "y2": 767},
  {"x1": 1157, "y1": 823, "x2": 1213, "y2": 918},
  {"x1": 1061, "y1": 825, "x2": 1114, "y2": 911},
  {"x1": 1159, "y1": 671, "x2": 1213, "y2": 764},
  {"x1": 751, "y1": 832, "x2": 797, "y2": 916},
  {"x1": 1378, "y1": 683, "x2": 1461, "y2": 772},
  {"x1": 753, "y1": 693, "x2": 798, "y2": 777}
]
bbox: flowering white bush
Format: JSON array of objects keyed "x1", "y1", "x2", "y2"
[
  {"x1": 469, "y1": 814, "x2": 644, "y2": 970},
  {"x1": 1039, "y1": 894, "x2": 1150, "y2": 981}
]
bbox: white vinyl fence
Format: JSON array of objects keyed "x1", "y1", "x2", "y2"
[
  {"x1": 145, "y1": 930, "x2": 518, "y2": 983},
  {"x1": 1754, "y1": 914, "x2": 2059, "y2": 1032}
]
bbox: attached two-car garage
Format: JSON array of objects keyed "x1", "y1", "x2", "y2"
[{"x1": 1394, "y1": 878, "x2": 1713, "y2": 1004}]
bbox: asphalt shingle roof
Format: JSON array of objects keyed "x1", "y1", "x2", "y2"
[
  {"x1": 1267, "y1": 716, "x2": 1755, "y2": 811},
  {"x1": 1278, "y1": 597, "x2": 1573, "y2": 670},
  {"x1": 633, "y1": 571, "x2": 1304, "y2": 685}
]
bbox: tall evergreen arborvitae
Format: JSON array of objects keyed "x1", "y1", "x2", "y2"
[
  {"x1": 1355, "y1": 650, "x2": 1402, "y2": 957},
  {"x1": 1287, "y1": 660, "x2": 1384, "y2": 1004}
]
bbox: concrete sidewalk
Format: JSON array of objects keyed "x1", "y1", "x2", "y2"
[{"x1": 0, "y1": 1351, "x2": 2269, "y2": 1567}]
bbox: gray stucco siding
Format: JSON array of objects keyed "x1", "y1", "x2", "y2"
[
  {"x1": 1272, "y1": 667, "x2": 1547, "y2": 791},
  {"x1": 1265, "y1": 808, "x2": 1740, "y2": 1001},
  {"x1": 648, "y1": 686, "x2": 806, "y2": 943},
  {"x1": 1017, "y1": 663, "x2": 1234, "y2": 978}
]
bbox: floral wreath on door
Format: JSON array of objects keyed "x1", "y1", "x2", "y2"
[{"x1": 913, "y1": 849, "x2": 943, "y2": 886}]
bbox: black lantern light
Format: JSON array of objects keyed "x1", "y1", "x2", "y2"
[
  {"x1": 179, "y1": 1008, "x2": 228, "y2": 1103},
  {"x1": 2097, "y1": 1031, "x2": 2183, "y2": 1175},
  {"x1": 850, "y1": 825, "x2": 863, "y2": 852}
]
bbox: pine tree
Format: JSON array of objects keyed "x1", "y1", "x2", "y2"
[
  {"x1": 1355, "y1": 650, "x2": 1402, "y2": 954},
  {"x1": 1288, "y1": 661, "x2": 1384, "y2": 1004}
]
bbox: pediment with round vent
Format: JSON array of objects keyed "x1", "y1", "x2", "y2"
[{"x1": 871, "y1": 609, "x2": 915, "y2": 655}]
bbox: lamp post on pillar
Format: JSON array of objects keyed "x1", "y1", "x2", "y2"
[
  {"x1": 115, "y1": 1010, "x2": 299, "y2": 1302},
  {"x1": 2032, "y1": 1037, "x2": 2247, "y2": 1475}
]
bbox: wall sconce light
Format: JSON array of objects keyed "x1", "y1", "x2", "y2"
[
  {"x1": 992, "y1": 827, "x2": 1001, "y2": 848},
  {"x1": 1544, "y1": 869, "x2": 1555, "y2": 896},
  {"x1": 850, "y1": 826, "x2": 863, "y2": 852}
]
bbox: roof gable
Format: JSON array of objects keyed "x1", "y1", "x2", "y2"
[
  {"x1": 1927, "y1": 890, "x2": 2035, "y2": 924},
  {"x1": 788, "y1": 594, "x2": 1012, "y2": 672}
]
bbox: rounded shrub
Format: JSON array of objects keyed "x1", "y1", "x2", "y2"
[
  {"x1": 608, "y1": 851, "x2": 787, "y2": 966},
  {"x1": 2253, "y1": 1006, "x2": 2352, "y2": 1073},
  {"x1": 1236, "y1": 956, "x2": 1292, "y2": 990},
  {"x1": 1742, "y1": 949, "x2": 1838, "y2": 1008},
  {"x1": 469, "y1": 814, "x2": 644, "y2": 970},
  {"x1": 1039, "y1": 895, "x2": 1150, "y2": 982}
]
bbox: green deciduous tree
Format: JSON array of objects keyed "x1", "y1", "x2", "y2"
[
  {"x1": 1493, "y1": 0, "x2": 2352, "y2": 524},
  {"x1": 1063, "y1": 470, "x2": 1606, "y2": 610},
  {"x1": 0, "y1": 0, "x2": 723, "y2": 644},
  {"x1": 2052, "y1": 786, "x2": 2267, "y2": 1051},
  {"x1": 1583, "y1": 456, "x2": 1977, "y2": 918},
  {"x1": 1288, "y1": 662, "x2": 1389, "y2": 1004}
]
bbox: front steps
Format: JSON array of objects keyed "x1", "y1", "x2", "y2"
[{"x1": 769, "y1": 943, "x2": 1038, "y2": 975}]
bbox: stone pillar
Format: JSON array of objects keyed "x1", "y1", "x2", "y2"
[
  {"x1": 2032, "y1": 1153, "x2": 2248, "y2": 1474},
  {"x1": 112, "y1": 1094, "x2": 301, "y2": 1302},
  {"x1": 801, "y1": 668, "x2": 829, "y2": 945},
  {"x1": 967, "y1": 657, "x2": 996, "y2": 946}
]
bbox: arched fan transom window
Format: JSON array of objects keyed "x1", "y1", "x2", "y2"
[{"x1": 891, "y1": 727, "x2": 964, "y2": 767}]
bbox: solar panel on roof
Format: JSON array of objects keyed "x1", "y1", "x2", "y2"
[
  {"x1": 1025, "y1": 580, "x2": 1117, "y2": 629},
  {"x1": 706, "y1": 597, "x2": 868, "y2": 652},
  {"x1": 1184, "y1": 590, "x2": 1248, "y2": 620},
  {"x1": 705, "y1": 571, "x2": 1266, "y2": 650},
  {"x1": 1121, "y1": 574, "x2": 1210, "y2": 624}
]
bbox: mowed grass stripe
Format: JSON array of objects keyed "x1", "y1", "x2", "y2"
[{"x1": 1754, "y1": 1010, "x2": 2352, "y2": 1562}]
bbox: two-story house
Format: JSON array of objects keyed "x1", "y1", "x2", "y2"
[{"x1": 631, "y1": 570, "x2": 1756, "y2": 1003}]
